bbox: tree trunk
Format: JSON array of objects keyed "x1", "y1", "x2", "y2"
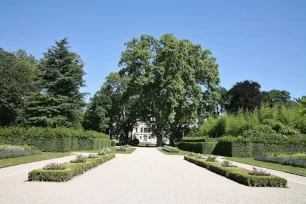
[{"x1": 156, "y1": 134, "x2": 163, "y2": 146}]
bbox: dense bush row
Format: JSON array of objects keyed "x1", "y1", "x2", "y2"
[
  {"x1": 0, "y1": 127, "x2": 110, "y2": 152},
  {"x1": 184, "y1": 155, "x2": 287, "y2": 187},
  {"x1": 179, "y1": 134, "x2": 306, "y2": 157},
  {"x1": 0, "y1": 145, "x2": 41, "y2": 159},
  {"x1": 255, "y1": 154, "x2": 306, "y2": 168},
  {"x1": 28, "y1": 154, "x2": 115, "y2": 182},
  {"x1": 199, "y1": 105, "x2": 306, "y2": 138}
]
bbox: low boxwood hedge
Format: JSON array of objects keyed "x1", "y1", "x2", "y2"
[
  {"x1": 184, "y1": 156, "x2": 287, "y2": 187},
  {"x1": 162, "y1": 146, "x2": 179, "y2": 153},
  {"x1": 28, "y1": 154, "x2": 115, "y2": 182}
]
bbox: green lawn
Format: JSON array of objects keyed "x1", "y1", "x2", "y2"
[
  {"x1": 227, "y1": 157, "x2": 306, "y2": 177},
  {"x1": 0, "y1": 152, "x2": 71, "y2": 168},
  {"x1": 111, "y1": 147, "x2": 136, "y2": 154},
  {"x1": 157, "y1": 148, "x2": 191, "y2": 156}
]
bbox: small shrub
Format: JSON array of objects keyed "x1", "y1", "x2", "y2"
[
  {"x1": 71, "y1": 155, "x2": 87, "y2": 163},
  {"x1": 248, "y1": 167, "x2": 271, "y2": 176},
  {"x1": 221, "y1": 160, "x2": 237, "y2": 168},
  {"x1": 206, "y1": 155, "x2": 218, "y2": 162},
  {"x1": 43, "y1": 163, "x2": 65, "y2": 170},
  {"x1": 111, "y1": 139, "x2": 117, "y2": 147},
  {"x1": 88, "y1": 154, "x2": 98, "y2": 158},
  {"x1": 98, "y1": 148, "x2": 111, "y2": 155}
]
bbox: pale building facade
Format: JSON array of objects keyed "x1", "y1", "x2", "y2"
[{"x1": 131, "y1": 121, "x2": 157, "y2": 145}]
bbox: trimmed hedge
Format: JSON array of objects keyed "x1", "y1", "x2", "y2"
[
  {"x1": 178, "y1": 142, "x2": 217, "y2": 154},
  {"x1": 0, "y1": 127, "x2": 111, "y2": 152},
  {"x1": 179, "y1": 139, "x2": 306, "y2": 158},
  {"x1": 184, "y1": 156, "x2": 287, "y2": 187},
  {"x1": 28, "y1": 154, "x2": 115, "y2": 182},
  {"x1": 162, "y1": 146, "x2": 179, "y2": 153}
]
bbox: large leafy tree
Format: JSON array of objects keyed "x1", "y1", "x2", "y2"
[
  {"x1": 0, "y1": 48, "x2": 39, "y2": 126},
  {"x1": 262, "y1": 89, "x2": 291, "y2": 107},
  {"x1": 24, "y1": 39, "x2": 86, "y2": 128},
  {"x1": 84, "y1": 72, "x2": 140, "y2": 143},
  {"x1": 226, "y1": 80, "x2": 263, "y2": 113},
  {"x1": 119, "y1": 34, "x2": 220, "y2": 145}
]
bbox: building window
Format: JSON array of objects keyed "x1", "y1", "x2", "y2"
[
  {"x1": 136, "y1": 128, "x2": 138, "y2": 132},
  {"x1": 141, "y1": 128, "x2": 143, "y2": 133},
  {"x1": 140, "y1": 136, "x2": 142, "y2": 139},
  {"x1": 148, "y1": 128, "x2": 151, "y2": 133}
]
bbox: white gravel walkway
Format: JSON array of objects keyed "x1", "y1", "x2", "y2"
[{"x1": 1, "y1": 148, "x2": 306, "y2": 204}]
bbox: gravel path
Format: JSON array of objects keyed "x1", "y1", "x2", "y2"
[{"x1": 1, "y1": 148, "x2": 306, "y2": 204}]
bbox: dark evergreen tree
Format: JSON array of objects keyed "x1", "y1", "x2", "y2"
[
  {"x1": 24, "y1": 39, "x2": 86, "y2": 128},
  {"x1": 226, "y1": 80, "x2": 263, "y2": 113}
]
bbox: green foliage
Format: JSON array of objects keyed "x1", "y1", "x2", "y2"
[
  {"x1": 262, "y1": 90, "x2": 291, "y2": 107},
  {"x1": 185, "y1": 156, "x2": 287, "y2": 187},
  {"x1": 162, "y1": 146, "x2": 179, "y2": 153},
  {"x1": 119, "y1": 34, "x2": 220, "y2": 145},
  {"x1": 178, "y1": 142, "x2": 217, "y2": 154},
  {"x1": 0, "y1": 49, "x2": 39, "y2": 126},
  {"x1": 0, "y1": 127, "x2": 110, "y2": 152},
  {"x1": 24, "y1": 39, "x2": 86, "y2": 128},
  {"x1": 70, "y1": 155, "x2": 87, "y2": 163},
  {"x1": 181, "y1": 137, "x2": 211, "y2": 142},
  {"x1": 226, "y1": 80, "x2": 263, "y2": 113},
  {"x1": 28, "y1": 154, "x2": 115, "y2": 182},
  {"x1": 43, "y1": 163, "x2": 66, "y2": 170}
]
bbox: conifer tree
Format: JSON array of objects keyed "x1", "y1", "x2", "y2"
[{"x1": 24, "y1": 39, "x2": 86, "y2": 128}]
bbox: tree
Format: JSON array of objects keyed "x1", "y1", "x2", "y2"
[
  {"x1": 262, "y1": 89, "x2": 291, "y2": 107},
  {"x1": 119, "y1": 34, "x2": 220, "y2": 145},
  {"x1": 83, "y1": 72, "x2": 139, "y2": 143},
  {"x1": 0, "y1": 48, "x2": 39, "y2": 126},
  {"x1": 24, "y1": 39, "x2": 86, "y2": 128},
  {"x1": 226, "y1": 80, "x2": 263, "y2": 113}
]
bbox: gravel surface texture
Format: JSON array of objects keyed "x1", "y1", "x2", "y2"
[{"x1": 1, "y1": 148, "x2": 306, "y2": 204}]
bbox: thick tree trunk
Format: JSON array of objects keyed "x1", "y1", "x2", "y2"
[{"x1": 156, "y1": 134, "x2": 163, "y2": 146}]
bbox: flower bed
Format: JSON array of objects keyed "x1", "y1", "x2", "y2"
[
  {"x1": 162, "y1": 146, "x2": 179, "y2": 153},
  {"x1": 28, "y1": 154, "x2": 115, "y2": 182},
  {"x1": 184, "y1": 155, "x2": 287, "y2": 187},
  {"x1": 0, "y1": 145, "x2": 41, "y2": 159},
  {"x1": 255, "y1": 154, "x2": 306, "y2": 168}
]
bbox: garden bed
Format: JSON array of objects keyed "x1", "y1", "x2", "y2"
[
  {"x1": 0, "y1": 145, "x2": 41, "y2": 159},
  {"x1": 28, "y1": 154, "x2": 115, "y2": 182},
  {"x1": 255, "y1": 153, "x2": 306, "y2": 168},
  {"x1": 184, "y1": 155, "x2": 287, "y2": 187}
]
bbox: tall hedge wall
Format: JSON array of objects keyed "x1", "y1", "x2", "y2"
[
  {"x1": 178, "y1": 142, "x2": 217, "y2": 154},
  {"x1": 178, "y1": 140, "x2": 306, "y2": 158},
  {"x1": 0, "y1": 127, "x2": 111, "y2": 152}
]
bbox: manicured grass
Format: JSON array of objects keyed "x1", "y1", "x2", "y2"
[
  {"x1": 111, "y1": 147, "x2": 136, "y2": 154},
  {"x1": 0, "y1": 152, "x2": 71, "y2": 168},
  {"x1": 227, "y1": 157, "x2": 306, "y2": 177},
  {"x1": 158, "y1": 148, "x2": 191, "y2": 155}
]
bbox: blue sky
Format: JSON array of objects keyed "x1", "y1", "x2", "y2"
[{"x1": 1, "y1": 0, "x2": 305, "y2": 100}]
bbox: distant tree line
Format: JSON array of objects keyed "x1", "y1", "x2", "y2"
[{"x1": 1, "y1": 35, "x2": 304, "y2": 146}]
